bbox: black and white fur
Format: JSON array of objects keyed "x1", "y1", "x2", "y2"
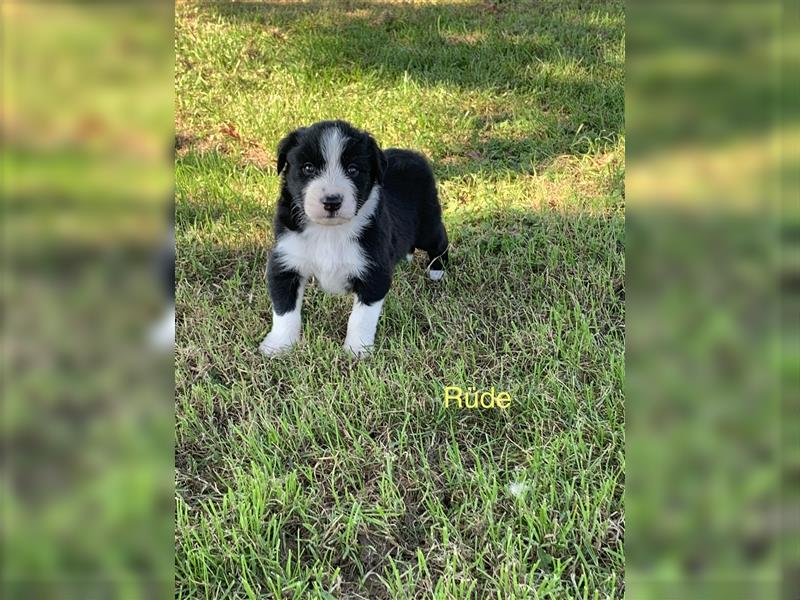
[{"x1": 260, "y1": 120, "x2": 448, "y2": 358}]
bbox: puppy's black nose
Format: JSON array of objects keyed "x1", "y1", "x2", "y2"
[{"x1": 322, "y1": 194, "x2": 343, "y2": 213}]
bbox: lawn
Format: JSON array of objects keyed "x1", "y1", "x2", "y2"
[{"x1": 174, "y1": 1, "x2": 625, "y2": 598}]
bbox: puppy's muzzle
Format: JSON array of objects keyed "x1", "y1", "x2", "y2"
[{"x1": 322, "y1": 194, "x2": 343, "y2": 214}]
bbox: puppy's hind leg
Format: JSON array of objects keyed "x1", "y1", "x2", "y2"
[{"x1": 424, "y1": 224, "x2": 449, "y2": 282}]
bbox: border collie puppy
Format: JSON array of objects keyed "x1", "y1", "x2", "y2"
[{"x1": 260, "y1": 120, "x2": 448, "y2": 358}]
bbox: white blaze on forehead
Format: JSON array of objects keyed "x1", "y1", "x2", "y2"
[
  {"x1": 320, "y1": 127, "x2": 355, "y2": 195},
  {"x1": 318, "y1": 127, "x2": 353, "y2": 197},
  {"x1": 321, "y1": 127, "x2": 348, "y2": 168}
]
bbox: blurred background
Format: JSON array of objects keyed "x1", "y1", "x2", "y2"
[
  {"x1": 0, "y1": 0, "x2": 795, "y2": 598},
  {"x1": 626, "y1": 2, "x2": 796, "y2": 599},
  {"x1": 2, "y1": 2, "x2": 174, "y2": 597}
]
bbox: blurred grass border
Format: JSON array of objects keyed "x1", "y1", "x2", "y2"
[
  {"x1": 0, "y1": 0, "x2": 796, "y2": 597},
  {"x1": 626, "y1": 2, "x2": 796, "y2": 598},
  {"x1": 2, "y1": 2, "x2": 175, "y2": 597}
]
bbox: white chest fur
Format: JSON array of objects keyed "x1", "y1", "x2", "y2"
[
  {"x1": 274, "y1": 225, "x2": 369, "y2": 294},
  {"x1": 272, "y1": 186, "x2": 379, "y2": 295}
]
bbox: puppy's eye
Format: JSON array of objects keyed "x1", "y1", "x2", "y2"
[
  {"x1": 346, "y1": 164, "x2": 359, "y2": 177},
  {"x1": 301, "y1": 163, "x2": 316, "y2": 176}
]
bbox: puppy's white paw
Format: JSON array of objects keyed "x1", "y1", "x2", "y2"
[
  {"x1": 259, "y1": 332, "x2": 298, "y2": 356},
  {"x1": 343, "y1": 340, "x2": 372, "y2": 359},
  {"x1": 428, "y1": 269, "x2": 445, "y2": 281}
]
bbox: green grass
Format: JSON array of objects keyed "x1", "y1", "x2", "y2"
[{"x1": 175, "y1": 1, "x2": 625, "y2": 597}]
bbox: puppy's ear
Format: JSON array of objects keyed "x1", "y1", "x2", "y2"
[
  {"x1": 276, "y1": 128, "x2": 304, "y2": 174},
  {"x1": 370, "y1": 136, "x2": 388, "y2": 184}
]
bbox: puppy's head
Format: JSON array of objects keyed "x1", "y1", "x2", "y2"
[{"x1": 276, "y1": 121, "x2": 387, "y2": 226}]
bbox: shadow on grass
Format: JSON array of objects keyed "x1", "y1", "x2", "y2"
[
  {"x1": 176, "y1": 4, "x2": 625, "y2": 595},
  {"x1": 175, "y1": 203, "x2": 625, "y2": 595},
  {"x1": 194, "y1": 0, "x2": 624, "y2": 178},
  {"x1": 174, "y1": 205, "x2": 626, "y2": 472},
  {"x1": 176, "y1": 208, "x2": 625, "y2": 362}
]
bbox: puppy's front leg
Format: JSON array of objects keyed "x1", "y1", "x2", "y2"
[
  {"x1": 260, "y1": 257, "x2": 306, "y2": 356},
  {"x1": 344, "y1": 295, "x2": 386, "y2": 358}
]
